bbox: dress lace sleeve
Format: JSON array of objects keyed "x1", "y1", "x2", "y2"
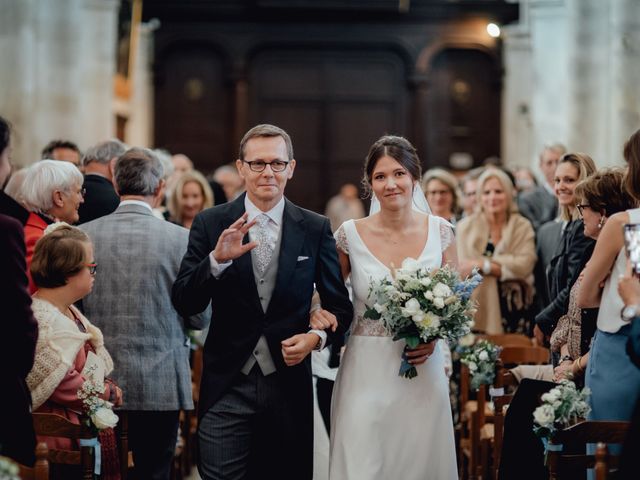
[
  {"x1": 334, "y1": 223, "x2": 349, "y2": 255},
  {"x1": 439, "y1": 219, "x2": 455, "y2": 252}
]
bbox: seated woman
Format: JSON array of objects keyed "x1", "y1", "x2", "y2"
[
  {"x1": 26, "y1": 223, "x2": 122, "y2": 479},
  {"x1": 457, "y1": 167, "x2": 537, "y2": 334},
  {"x1": 168, "y1": 170, "x2": 214, "y2": 229},
  {"x1": 20, "y1": 160, "x2": 85, "y2": 292}
]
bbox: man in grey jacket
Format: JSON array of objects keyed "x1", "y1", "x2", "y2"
[{"x1": 81, "y1": 147, "x2": 209, "y2": 480}]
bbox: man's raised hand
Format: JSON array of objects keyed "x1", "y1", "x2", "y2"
[{"x1": 212, "y1": 213, "x2": 258, "y2": 263}]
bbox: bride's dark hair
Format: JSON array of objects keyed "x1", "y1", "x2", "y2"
[{"x1": 362, "y1": 135, "x2": 422, "y2": 197}]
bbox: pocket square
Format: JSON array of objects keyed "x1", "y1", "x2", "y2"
[{"x1": 297, "y1": 256, "x2": 309, "y2": 262}]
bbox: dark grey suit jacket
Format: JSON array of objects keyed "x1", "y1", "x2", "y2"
[
  {"x1": 81, "y1": 203, "x2": 209, "y2": 410},
  {"x1": 518, "y1": 186, "x2": 558, "y2": 231}
]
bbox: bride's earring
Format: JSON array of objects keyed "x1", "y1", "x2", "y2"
[{"x1": 598, "y1": 216, "x2": 605, "y2": 229}]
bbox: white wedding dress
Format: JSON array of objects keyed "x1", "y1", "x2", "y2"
[{"x1": 329, "y1": 215, "x2": 458, "y2": 480}]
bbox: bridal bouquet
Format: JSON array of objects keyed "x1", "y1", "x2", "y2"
[
  {"x1": 364, "y1": 258, "x2": 482, "y2": 378},
  {"x1": 0, "y1": 457, "x2": 19, "y2": 480},
  {"x1": 77, "y1": 365, "x2": 119, "y2": 433},
  {"x1": 460, "y1": 340, "x2": 501, "y2": 390},
  {"x1": 533, "y1": 380, "x2": 591, "y2": 455}
]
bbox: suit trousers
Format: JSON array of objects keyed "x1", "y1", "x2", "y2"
[
  {"x1": 198, "y1": 365, "x2": 311, "y2": 480},
  {"x1": 126, "y1": 410, "x2": 180, "y2": 480}
]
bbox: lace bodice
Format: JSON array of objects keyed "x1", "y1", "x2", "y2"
[{"x1": 334, "y1": 216, "x2": 453, "y2": 337}]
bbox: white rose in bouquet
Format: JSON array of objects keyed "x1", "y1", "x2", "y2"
[
  {"x1": 433, "y1": 297, "x2": 445, "y2": 309},
  {"x1": 478, "y1": 350, "x2": 489, "y2": 361},
  {"x1": 420, "y1": 277, "x2": 432, "y2": 287},
  {"x1": 467, "y1": 361, "x2": 478, "y2": 372},
  {"x1": 92, "y1": 406, "x2": 119, "y2": 429},
  {"x1": 424, "y1": 290, "x2": 434, "y2": 300},
  {"x1": 401, "y1": 298, "x2": 422, "y2": 318},
  {"x1": 533, "y1": 404, "x2": 555, "y2": 429},
  {"x1": 400, "y1": 257, "x2": 421, "y2": 274},
  {"x1": 433, "y1": 282, "x2": 452, "y2": 298}
]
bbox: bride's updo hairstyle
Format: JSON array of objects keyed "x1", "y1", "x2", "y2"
[
  {"x1": 362, "y1": 135, "x2": 422, "y2": 197},
  {"x1": 31, "y1": 224, "x2": 91, "y2": 289}
]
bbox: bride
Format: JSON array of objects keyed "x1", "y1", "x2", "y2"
[{"x1": 316, "y1": 135, "x2": 458, "y2": 479}]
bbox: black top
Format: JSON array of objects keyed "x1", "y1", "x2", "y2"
[
  {"x1": 0, "y1": 190, "x2": 29, "y2": 225},
  {"x1": 78, "y1": 174, "x2": 120, "y2": 224},
  {"x1": 535, "y1": 219, "x2": 595, "y2": 336}
]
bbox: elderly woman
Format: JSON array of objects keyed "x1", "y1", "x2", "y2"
[
  {"x1": 533, "y1": 153, "x2": 597, "y2": 346},
  {"x1": 168, "y1": 170, "x2": 214, "y2": 229},
  {"x1": 457, "y1": 168, "x2": 536, "y2": 334},
  {"x1": 21, "y1": 160, "x2": 84, "y2": 292},
  {"x1": 421, "y1": 167, "x2": 461, "y2": 224},
  {"x1": 27, "y1": 223, "x2": 121, "y2": 479}
]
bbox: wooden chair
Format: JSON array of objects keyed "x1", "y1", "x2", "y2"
[
  {"x1": 17, "y1": 442, "x2": 50, "y2": 480},
  {"x1": 546, "y1": 421, "x2": 629, "y2": 479},
  {"x1": 458, "y1": 336, "x2": 544, "y2": 479},
  {"x1": 482, "y1": 345, "x2": 550, "y2": 479},
  {"x1": 32, "y1": 412, "x2": 95, "y2": 480}
]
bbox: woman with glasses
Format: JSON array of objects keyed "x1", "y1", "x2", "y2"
[
  {"x1": 21, "y1": 160, "x2": 85, "y2": 293},
  {"x1": 26, "y1": 223, "x2": 122, "y2": 479},
  {"x1": 421, "y1": 168, "x2": 462, "y2": 225},
  {"x1": 578, "y1": 129, "x2": 640, "y2": 447},
  {"x1": 533, "y1": 153, "x2": 596, "y2": 346}
]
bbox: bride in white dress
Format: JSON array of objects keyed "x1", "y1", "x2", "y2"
[{"x1": 323, "y1": 136, "x2": 458, "y2": 479}]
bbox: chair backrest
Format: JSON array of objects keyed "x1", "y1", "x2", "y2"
[
  {"x1": 17, "y1": 442, "x2": 50, "y2": 480},
  {"x1": 32, "y1": 413, "x2": 95, "y2": 480},
  {"x1": 547, "y1": 421, "x2": 630, "y2": 479},
  {"x1": 499, "y1": 345, "x2": 550, "y2": 365},
  {"x1": 479, "y1": 333, "x2": 534, "y2": 348}
]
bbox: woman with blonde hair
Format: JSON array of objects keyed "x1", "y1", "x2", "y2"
[
  {"x1": 168, "y1": 170, "x2": 213, "y2": 229},
  {"x1": 533, "y1": 153, "x2": 597, "y2": 345},
  {"x1": 421, "y1": 167, "x2": 461, "y2": 224},
  {"x1": 457, "y1": 167, "x2": 536, "y2": 334}
]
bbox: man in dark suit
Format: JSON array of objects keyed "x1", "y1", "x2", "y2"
[
  {"x1": 0, "y1": 114, "x2": 38, "y2": 465},
  {"x1": 77, "y1": 139, "x2": 125, "y2": 224},
  {"x1": 172, "y1": 124, "x2": 353, "y2": 480},
  {"x1": 518, "y1": 143, "x2": 565, "y2": 230}
]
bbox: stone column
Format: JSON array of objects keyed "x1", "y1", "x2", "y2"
[
  {"x1": 77, "y1": 0, "x2": 119, "y2": 147},
  {"x1": 126, "y1": 20, "x2": 159, "y2": 147},
  {"x1": 566, "y1": 0, "x2": 609, "y2": 162},
  {"x1": 608, "y1": 0, "x2": 640, "y2": 164}
]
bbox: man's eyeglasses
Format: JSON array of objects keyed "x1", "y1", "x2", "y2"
[
  {"x1": 242, "y1": 160, "x2": 289, "y2": 173},
  {"x1": 84, "y1": 263, "x2": 98, "y2": 275},
  {"x1": 576, "y1": 204, "x2": 590, "y2": 216}
]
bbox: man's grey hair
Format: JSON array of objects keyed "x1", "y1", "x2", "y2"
[
  {"x1": 114, "y1": 147, "x2": 164, "y2": 196},
  {"x1": 82, "y1": 139, "x2": 127, "y2": 167},
  {"x1": 541, "y1": 142, "x2": 567, "y2": 157},
  {"x1": 21, "y1": 160, "x2": 84, "y2": 213}
]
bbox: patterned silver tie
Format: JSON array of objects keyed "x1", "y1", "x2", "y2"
[{"x1": 254, "y1": 214, "x2": 274, "y2": 275}]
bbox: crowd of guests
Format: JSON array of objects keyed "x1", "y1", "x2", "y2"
[{"x1": 2, "y1": 107, "x2": 640, "y2": 480}]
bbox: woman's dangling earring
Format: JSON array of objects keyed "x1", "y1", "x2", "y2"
[{"x1": 598, "y1": 216, "x2": 605, "y2": 229}]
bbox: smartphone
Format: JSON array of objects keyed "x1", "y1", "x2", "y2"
[{"x1": 623, "y1": 224, "x2": 640, "y2": 275}]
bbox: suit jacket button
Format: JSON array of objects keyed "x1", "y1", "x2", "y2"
[
  {"x1": 254, "y1": 350, "x2": 259, "y2": 355},
  {"x1": 260, "y1": 279, "x2": 265, "y2": 284}
]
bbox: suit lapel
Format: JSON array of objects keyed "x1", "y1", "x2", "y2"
[
  {"x1": 224, "y1": 194, "x2": 263, "y2": 313},
  {"x1": 266, "y1": 199, "x2": 306, "y2": 317}
]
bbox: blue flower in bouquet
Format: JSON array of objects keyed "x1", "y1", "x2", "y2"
[{"x1": 453, "y1": 272, "x2": 483, "y2": 301}]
